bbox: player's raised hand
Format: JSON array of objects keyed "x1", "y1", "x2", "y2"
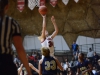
[{"x1": 51, "y1": 16, "x2": 55, "y2": 22}]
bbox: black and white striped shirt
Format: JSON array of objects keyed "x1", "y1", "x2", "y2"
[{"x1": 0, "y1": 15, "x2": 21, "y2": 55}]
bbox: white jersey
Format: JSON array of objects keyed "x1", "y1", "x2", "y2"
[{"x1": 41, "y1": 36, "x2": 54, "y2": 57}]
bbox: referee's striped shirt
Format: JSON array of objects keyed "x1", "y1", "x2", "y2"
[{"x1": 0, "y1": 15, "x2": 21, "y2": 55}]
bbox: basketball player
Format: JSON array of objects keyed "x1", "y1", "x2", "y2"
[
  {"x1": 18, "y1": 63, "x2": 39, "y2": 75},
  {"x1": 0, "y1": 0, "x2": 31, "y2": 75},
  {"x1": 76, "y1": 53, "x2": 93, "y2": 75},
  {"x1": 39, "y1": 47, "x2": 63, "y2": 75},
  {"x1": 38, "y1": 15, "x2": 58, "y2": 58}
]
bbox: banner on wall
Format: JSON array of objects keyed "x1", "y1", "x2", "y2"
[
  {"x1": 74, "y1": 0, "x2": 79, "y2": 3},
  {"x1": 35, "y1": 0, "x2": 40, "y2": 7},
  {"x1": 17, "y1": 0, "x2": 25, "y2": 12},
  {"x1": 28, "y1": 0, "x2": 36, "y2": 10},
  {"x1": 40, "y1": 0, "x2": 45, "y2": 6},
  {"x1": 62, "y1": 0, "x2": 69, "y2": 5},
  {"x1": 50, "y1": 0, "x2": 57, "y2": 7}
]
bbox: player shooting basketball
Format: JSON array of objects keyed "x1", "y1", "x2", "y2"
[
  {"x1": 38, "y1": 5, "x2": 58, "y2": 58},
  {"x1": 38, "y1": 14, "x2": 58, "y2": 58}
]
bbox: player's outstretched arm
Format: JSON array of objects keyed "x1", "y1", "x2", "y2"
[
  {"x1": 39, "y1": 59, "x2": 42, "y2": 75},
  {"x1": 51, "y1": 16, "x2": 58, "y2": 39},
  {"x1": 29, "y1": 63, "x2": 39, "y2": 73},
  {"x1": 38, "y1": 15, "x2": 46, "y2": 42},
  {"x1": 54, "y1": 57, "x2": 63, "y2": 71},
  {"x1": 13, "y1": 36, "x2": 32, "y2": 75}
]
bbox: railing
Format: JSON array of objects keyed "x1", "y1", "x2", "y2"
[{"x1": 79, "y1": 43, "x2": 100, "y2": 54}]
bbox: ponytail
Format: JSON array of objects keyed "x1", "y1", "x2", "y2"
[{"x1": 0, "y1": 0, "x2": 8, "y2": 18}]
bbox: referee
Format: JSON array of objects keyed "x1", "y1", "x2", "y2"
[{"x1": 0, "y1": 0, "x2": 32, "y2": 75}]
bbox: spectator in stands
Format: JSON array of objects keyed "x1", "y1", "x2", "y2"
[
  {"x1": 29, "y1": 53, "x2": 35, "y2": 61},
  {"x1": 14, "y1": 54, "x2": 20, "y2": 65},
  {"x1": 60, "y1": 62, "x2": 64, "y2": 75},
  {"x1": 32, "y1": 51, "x2": 37, "y2": 57},
  {"x1": 28, "y1": 53, "x2": 35, "y2": 66},
  {"x1": 94, "y1": 59, "x2": 100, "y2": 75},
  {"x1": 92, "y1": 66, "x2": 96, "y2": 75},
  {"x1": 86, "y1": 57, "x2": 90, "y2": 61},
  {"x1": 70, "y1": 57, "x2": 78, "y2": 73},
  {"x1": 63, "y1": 58, "x2": 70, "y2": 75},
  {"x1": 36, "y1": 51, "x2": 41, "y2": 59},
  {"x1": 87, "y1": 48, "x2": 94, "y2": 62},
  {"x1": 92, "y1": 52, "x2": 99, "y2": 66},
  {"x1": 74, "y1": 52, "x2": 78, "y2": 61},
  {"x1": 67, "y1": 67, "x2": 75, "y2": 75},
  {"x1": 72, "y1": 41, "x2": 79, "y2": 56},
  {"x1": 70, "y1": 57, "x2": 75, "y2": 67}
]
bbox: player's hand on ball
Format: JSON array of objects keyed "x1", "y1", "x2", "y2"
[{"x1": 41, "y1": 15, "x2": 46, "y2": 18}]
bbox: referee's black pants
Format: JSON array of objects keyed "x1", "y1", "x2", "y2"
[{"x1": 0, "y1": 54, "x2": 18, "y2": 75}]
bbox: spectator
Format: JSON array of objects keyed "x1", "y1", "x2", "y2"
[
  {"x1": 29, "y1": 53, "x2": 35, "y2": 61},
  {"x1": 94, "y1": 59, "x2": 100, "y2": 75},
  {"x1": 72, "y1": 41, "x2": 79, "y2": 56},
  {"x1": 70, "y1": 57, "x2": 75, "y2": 67},
  {"x1": 87, "y1": 48, "x2": 94, "y2": 62},
  {"x1": 67, "y1": 67, "x2": 75, "y2": 75},
  {"x1": 63, "y1": 58, "x2": 70, "y2": 75},
  {"x1": 14, "y1": 54, "x2": 20, "y2": 65},
  {"x1": 32, "y1": 51, "x2": 37, "y2": 57},
  {"x1": 36, "y1": 51, "x2": 41, "y2": 59},
  {"x1": 86, "y1": 57, "x2": 90, "y2": 61},
  {"x1": 70, "y1": 57, "x2": 78, "y2": 73},
  {"x1": 92, "y1": 66, "x2": 96, "y2": 75},
  {"x1": 74, "y1": 52, "x2": 78, "y2": 61},
  {"x1": 92, "y1": 52, "x2": 99, "y2": 66}
]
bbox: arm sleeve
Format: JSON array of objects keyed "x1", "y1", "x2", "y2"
[{"x1": 12, "y1": 19, "x2": 21, "y2": 37}]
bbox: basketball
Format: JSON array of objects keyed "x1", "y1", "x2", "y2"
[{"x1": 38, "y1": 6, "x2": 47, "y2": 15}]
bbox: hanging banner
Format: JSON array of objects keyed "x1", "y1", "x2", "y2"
[
  {"x1": 28, "y1": 0, "x2": 36, "y2": 10},
  {"x1": 50, "y1": 0, "x2": 57, "y2": 7},
  {"x1": 62, "y1": 0, "x2": 69, "y2": 5},
  {"x1": 40, "y1": 0, "x2": 45, "y2": 6},
  {"x1": 74, "y1": 0, "x2": 79, "y2": 3},
  {"x1": 35, "y1": 0, "x2": 40, "y2": 7},
  {"x1": 17, "y1": 0, "x2": 25, "y2": 12}
]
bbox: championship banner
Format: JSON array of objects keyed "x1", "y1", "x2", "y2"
[
  {"x1": 40, "y1": 0, "x2": 45, "y2": 6},
  {"x1": 17, "y1": 0, "x2": 25, "y2": 12},
  {"x1": 62, "y1": 0, "x2": 69, "y2": 5},
  {"x1": 28, "y1": 0, "x2": 36, "y2": 10},
  {"x1": 50, "y1": 0, "x2": 57, "y2": 7},
  {"x1": 74, "y1": 0, "x2": 79, "y2": 3}
]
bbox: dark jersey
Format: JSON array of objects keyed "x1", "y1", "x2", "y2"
[
  {"x1": 41, "y1": 56, "x2": 57, "y2": 75},
  {"x1": 0, "y1": 15, "x2": 21, "y2": 55},
  {"x1": 77, "y1": 60, "x2": 93, "y2": 75}
]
